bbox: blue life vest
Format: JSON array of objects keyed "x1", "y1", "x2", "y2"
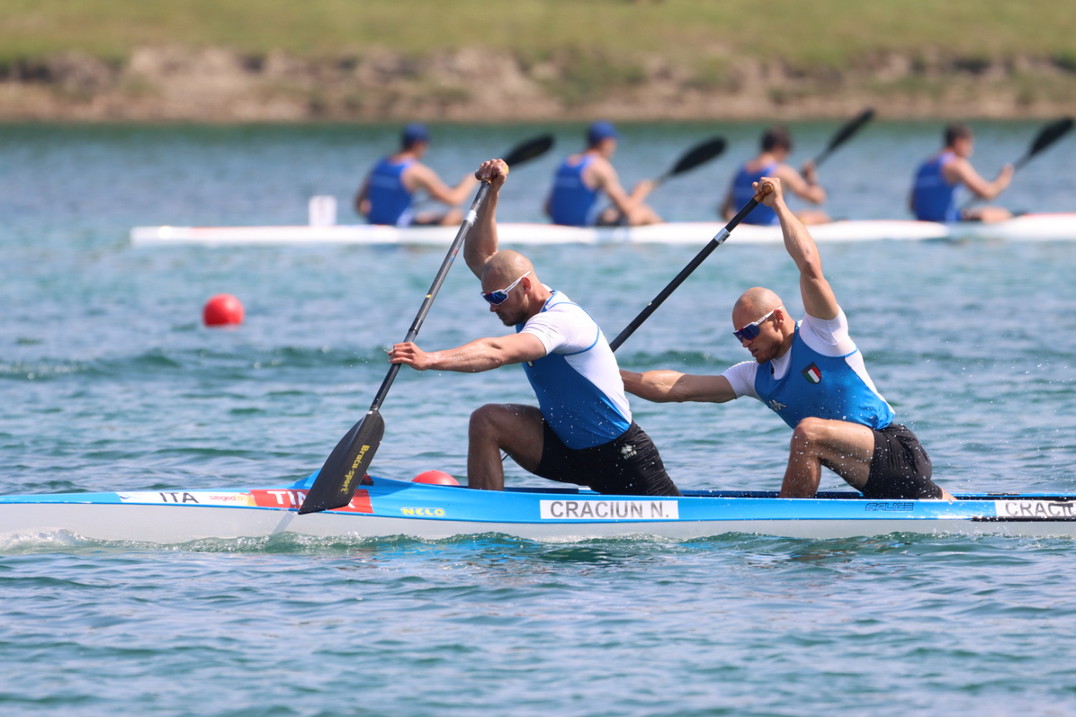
[
  {"x1": 518, "y1": 293, "x2": 631, "y2": 449},
  {"x1": 912, "y1": 152, "x2": 961, "y2": 222},
  {"x1": 548, "y1": 156, "x2": 601, "y2": 226},
  {"x1": 365, "y1": 157, "x2": 415, "y2": 226},
  {"x1": 754, "y1": 327, "x2": 894, "y2": 430},
  {"x1": 730, "y1": 162, "x2": 779, "y2": 225}
]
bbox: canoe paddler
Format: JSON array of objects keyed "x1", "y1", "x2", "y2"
[
  {"x1": 622, "y1": 177, "x2": 954, "y2": 501},
  {"x1": 910, "y1": 123, "x2": 1014, "y2": 223},
  {"x1": 389, "y1": 158, "x2": 680, "y2": 497},
  {"x1": 355, "y1": 123, "x2": 479, "y2": 226},
  {"x1": 720, "y1": 126, "x2": 829, "y2": 226},
  {"x1": 545, "y1": 121, "x2": 663, "y2": 227}
]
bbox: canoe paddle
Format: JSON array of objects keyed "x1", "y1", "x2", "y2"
[
  {"x1": 298, "y1": 133, "x2": 555, "y2": 515},
  {"x1": 652, "y1": 136, "x2": 727, "y2": 187},
  {"x1": 1013, "y1": 116, "x2": 1073, "y2": 170},
  {"x1": 961, "y1": 117, "x2": 1073, "y2": 209},
  {"x1": 810, "y1": 107, "x2": 875, "y2": 167},
  {"x1": 609, "y1": 183, "x2": 772, "y2": 351}
]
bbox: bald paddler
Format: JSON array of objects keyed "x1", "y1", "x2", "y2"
[
  {"x1": 545, "y1": 121, "x2": 662, "y2": 226},
  {"x1": 623, "y1": 177, "x2": 953, "y2": 501},
  {"x1": 389, "y1": 158, "x2": 680, "y2": 497},
  {"x1": 355, "y1": 123, "x2": 478, "y2": 226}
]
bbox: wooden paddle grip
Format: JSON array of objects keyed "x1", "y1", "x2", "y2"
[{"x1": 753, "y1": 181, "x2": 775, "y2": 203}]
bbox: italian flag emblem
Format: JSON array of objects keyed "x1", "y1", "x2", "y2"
[{"x1": 802, "y1": 363, "x2": 822, "y2": 384}]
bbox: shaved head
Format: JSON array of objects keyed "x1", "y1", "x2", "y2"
[
  {"x1": 481, "y1": 250, "x2": 535, "y2": 287},
  {"x1": 732, "y1": 287, "x2": 783, "y2": 327}
]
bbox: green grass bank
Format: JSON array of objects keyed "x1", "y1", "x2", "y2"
[{"x1": 2, "y1": 0, "x2": 1074, "y2": 121}]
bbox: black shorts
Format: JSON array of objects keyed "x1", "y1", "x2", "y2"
[
  {"x1": 861, "y1": 423, "x2": 943, "y2": 499},
  {"x1": 535, "y1": 422, "x2": 681, "y2": 497}
]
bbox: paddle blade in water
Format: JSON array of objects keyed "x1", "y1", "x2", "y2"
[
  {"x1": 503, "y1": 134, "x2": 554, "y2": 167},
  {"x1": 299, "y1": 410, "x2": 385, "y2": 514}
]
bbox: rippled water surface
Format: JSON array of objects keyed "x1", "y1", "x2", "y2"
[{"x1": 1, "y1": 121, "x2": 1074, "y2": 716}]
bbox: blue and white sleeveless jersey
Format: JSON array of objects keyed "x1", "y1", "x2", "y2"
[
  {"x1": 517, "y1": 290, "x2": 631, "y2": 449},
  {"x1": 730, "y1": 161, "x2": 779, "y2": 225},
  {"x1": 722, "y1": 309, "x2": 895, "y2": 430},
  {"x1": 548, "y1": 156, "x2": 601, "y2": 226},
  {"x1": 912, "y1": 151, "x2": 961, "y2": 222},
  {"x1": 365, "y1": 157, "x2": 415, "y2": 226}
]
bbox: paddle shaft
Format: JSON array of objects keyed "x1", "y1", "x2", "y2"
[
  {"x1": 962, "y1": 117, "x2": 1073, "y2": 208},
  {"x1": 811, "y1": 107, "x2": 875, "y2": 167},
  {"x1": 367, "y1": 183, "x2": 490, "y2": 412},
  {"x1": 609, "y1": 186, "x2": 770, "y2": 352},
  {"x1": 1014, "y1": 117, "x2": 1073, "y2": 170}
]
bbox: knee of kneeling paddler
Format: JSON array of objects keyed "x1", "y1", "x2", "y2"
[{"x1": 790, "y1": 417, "x2": 828, "y2": 450}]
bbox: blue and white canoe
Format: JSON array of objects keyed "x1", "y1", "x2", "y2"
[
  {"x1": 2, "y1": 473, "x2": 1075, "y2": 546},
  {"x1": 129, "y1": 213, "x2": 1076, "y2": 247}
]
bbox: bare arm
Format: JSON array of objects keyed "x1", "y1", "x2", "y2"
[
  {"x1": 389, "y1": 333, "x2": 547, "y2": 373},
  {"x1": 945, "y1": 158, "x2": 1014, "y2": 200},
  {"x1": 354, "y1": 173, "x2": 372, "y2": 217},
  {"x1": 587, "y1": 159, "x2": 654, "y2": 218},
  {"x1": 407, "y1": 164, "x2": 480, "y2": 206},
  {"x1": 761, "y1": 177, "x2": 839, "y2": 319},
  {"x1": 774, "y1": 162, "x2": 826, "y2": 205},
  {"x1": 621, "y1": 369, "x2": 737, "y2": 403},
  {"x1": 464, "y1": 159, "x2": 509, "y2": 277},
  {"x1": 719, "y1": 185, "x2": 735, "y2": 220}
]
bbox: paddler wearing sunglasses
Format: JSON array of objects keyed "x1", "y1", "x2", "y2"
[
  {"x1": 388, "y1": 158, "x2": 681, "y2": 497},
  {"x1": 621, "y1": 177, "x2": 954, "y2": 501}
]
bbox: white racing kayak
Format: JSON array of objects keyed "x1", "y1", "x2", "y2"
[
  {"x1": 2, "y1": 472, "x2": 1075, "y2": 547},
  {"x1": 130, "y1": 213, "x2": 1076, "y2": 247}
]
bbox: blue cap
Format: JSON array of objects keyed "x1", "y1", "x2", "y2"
[
  {"x1": 401, "y1": 123, "x2": 430, "y2": 147},
  {"x1": 587, "y1": 120, "x2": 619, "y2": 146}
]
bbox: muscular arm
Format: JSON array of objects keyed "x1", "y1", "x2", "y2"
[
  {"x1": 390, "y1": 332, "x2": 547, "y2": 373},
  {"x1": 587, "y1": 159, "x2": 648, "y2": 217},
  {"x1": 774, "y1": 163, "x2": 826, "y2": 205},
  {"x1": 407, "y1": 164, "x2": 480, "y2": 207},
  {"x1": 464, "y1": 160, "x2": 508, "y2": 277},
  {"x1": 767, "y1": 179, "x2": 839, "y2": 319},
  {"x1": 944, "y1": 157, "x2": 1014, "y2": 200},
  {"x1": 621, "y1": 369, "x2": 737, "y2": 403}
]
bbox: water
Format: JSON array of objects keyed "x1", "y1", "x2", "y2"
[{"x1": 2, "y1": 121, "x2": 1075, "y2": 716}]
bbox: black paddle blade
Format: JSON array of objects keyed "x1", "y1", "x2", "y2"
[
  {"x1": 1017, "y1": 117, "x2": 1074, "y2": 168},
  {"x1": 666, "y1": 136, "x2": 727, "y2": 178},
  {"x1": 827, "y1": 107, "x2": 875, "y2": 152},
  {"x1": 503, "y1": 134, "x2": 554, "y2": 167},
  {"x1": 813, "y1": 107, "x2": 875, "y2": 166},
  {"x1": 298, "y1": 410, "x2": 385, "y2": 514}
]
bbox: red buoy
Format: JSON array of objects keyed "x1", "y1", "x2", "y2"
[
  {"x1": 203, "y1": 294, "x2": 244, "y2": 327},
  {"x1": 412, "y1": 470, "x2": 459, "y2": 486}
]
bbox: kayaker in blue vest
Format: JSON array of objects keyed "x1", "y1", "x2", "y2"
[
  {"x1": 389, "y1": 158, "x2": 680, "y2": 497},
  {"x1": 354, "y1": 123, "x2": 478, "y2": 226},
  {"x1": 623, "y1": 177, "x2": 953, "y2": 501},
  {"x1": 720, "y1": 126, "x2": 829, "y2": 226},
  {"x1": 910, "y1": 123, "x2": 1014, "y2": 223},
  {"x1": 545, "y1": 121, "x2": 662, "y2": 226}
]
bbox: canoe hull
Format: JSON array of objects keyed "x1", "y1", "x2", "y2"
[{"x1": 2, "y1": 475, "x2": 1075, "y2": 546}]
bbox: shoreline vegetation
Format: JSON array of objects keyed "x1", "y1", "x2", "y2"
[{"x1": 1, "y1": 1, "x2": 1073, "y2": 123}]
